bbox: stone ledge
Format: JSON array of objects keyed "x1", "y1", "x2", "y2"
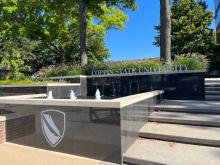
[
  {"x1": 0, "y1": 83, "x2": 80, "y2": 88},
  {"x1": 0, "y1": 90, "x2": 163, "y2": 109}
]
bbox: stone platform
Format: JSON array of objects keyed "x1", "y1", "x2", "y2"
[{"x1": 124, "y1": 100, "x2": 220, "y2": 165}]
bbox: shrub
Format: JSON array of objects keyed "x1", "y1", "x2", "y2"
[
  {"x1": 172, "y1": 53, "x2": 208, "y2": 70},
  {"x1": 84, "y1": 61, "x2": 162, "y2": 75},
  {"x1": 0, "y1": 79, "x2": 56, "y2": 85},
  {"x1": 34, "y1": 64, "x2": 84, "y2": 78},
  {"x1": 35, "y1": 55, "x2": 207, "y2": 78},
  {"x1": 34, "y1": 60, "x2": 163, "y2": 78}
]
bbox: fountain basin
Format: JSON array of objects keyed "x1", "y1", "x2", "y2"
[{"x1": 0, "y1": 90, "x2": 163, "y2": 164}]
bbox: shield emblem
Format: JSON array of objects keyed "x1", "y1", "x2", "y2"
[{"x1": 41, "y1": 109, "x2": 65, "y2": 147}]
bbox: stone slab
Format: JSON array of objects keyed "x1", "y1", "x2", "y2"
[
  {"x1": 206, "y1": 87, "x2": 220, "y2": 91},
  {"x1": 0, "y1": 90, "x2": 163, "y2": 109},
  {"x1": 205, "y1": 91, "x2": 220, "y2": 95},
  {"x1": 139, "y1": 122, "x2": 220, "y2": 147},
  {"x1": 123, "y1": 139, "x2": 220, "y2": 165},
  {"x1": 205, "y1": 82, "x2": 220, "y2": 87},
  {"x1": 155, "y1": 100, "x2": 220, "y2": 114},
  {"x1": 149, "y1": 111, "x2": 220, "y2": 127},
  {"x1": 205, "y1": 78, "x2": 220, "y2": 81},
  {"x1": 206, "y1": 95, "x2": 220, "y2": 101}
]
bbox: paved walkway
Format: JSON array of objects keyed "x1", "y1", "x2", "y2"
[{"x1": 0, "y1": 143, "x2": 100, "y2": 165}]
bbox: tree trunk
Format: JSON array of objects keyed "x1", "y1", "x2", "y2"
[
  {"x1": 79, "y1": 0, "x2": 88, "y2": 66},
  {"x1": 160, "y1": 0, "x2": 171, "y2": 64}
]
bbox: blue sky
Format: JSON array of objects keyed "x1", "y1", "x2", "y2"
[{"x1": 106, "y1": 0, "x2": 215, "y2": 61}]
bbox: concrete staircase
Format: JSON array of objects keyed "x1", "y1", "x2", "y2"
[
  {"x1": 123, "y1": 100, "x2": 220, "y2": 165},
  {"x1": 206, "y1": 78, "x2": 220, "y2": 101}
]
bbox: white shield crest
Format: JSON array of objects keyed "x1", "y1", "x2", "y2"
[{"x1": 41, "y1": 109, "x2": 65, "y2": 147}]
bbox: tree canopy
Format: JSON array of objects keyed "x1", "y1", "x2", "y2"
[
  {"x1": 0, "y1": 0, "x2": 136, "y2": 78},
  {"x1": 154, "y1": 0, "x2": 215, "y2": 57}
]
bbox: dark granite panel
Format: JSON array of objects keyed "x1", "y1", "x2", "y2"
[
  {"x1": 0, "y1": 86, "x2": 47, "y2": 96},
  {"x1": 66, "y1": 78, "x2": 81, "y2": 83},
  {"x1": 80, "y1": 77, "x2": 87, "y2": 96},
  {"x1": 3, "y1": 105, "x2": 121, "y2": 164},
  {"x1": 120, "y1": 95, "x2": 159, "y2": 156},
  {"x1": 47, "y1": 85, "x2": 81, "y2": 99},
  {"x1": 87, "y1": 72, "x2": 205, "y2": 100},
  {"x1": 51, "y1": 78, "x2": 81, "y2": 83},
  {"x1": 162, "y1": 73, "x2": 205, "y2": 100}
]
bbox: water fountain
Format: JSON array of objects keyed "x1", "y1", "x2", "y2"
[
  {"x1": 47, "y1": 90, "x2": 53, "y2": 99},
  {"x1": 95, "y1": 89, "x2": 101, "y2": 100},
  {"x1": 70, "y1": 90, "x2": 77, "y2": 100}
]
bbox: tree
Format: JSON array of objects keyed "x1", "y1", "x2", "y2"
[
  {"x1": 160, "y1": 0, "x2": 171, "y2": 64},
  {"x1": 0, "y1": 38, "x2": 33, "y2": 79},
  {"x1": 78, "y1": 0, "x2": 137, "y2": 66},
  {"x1": 79, "y1": 0, "x2": 87, "y2": 66},
  {"x1": 154, "y1": 0, "x2": 214, "y2": 58},
  {"x1": 0, "y1": 0, "x2": 35, "y2": 79},
  {"x1": 0, "y1": 0, "x2": 131, "y2": 69}
]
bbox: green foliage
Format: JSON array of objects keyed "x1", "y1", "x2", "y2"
[
  {"x1": 172, "y1": 53, "x2": 208, "y2": 70},
  {"x1": 86, "y1": 0, "x2": 137, "y2": 16},
  {"x1": 35, "y1": 64, "x2": 84, "y2": 78},
  {"x1": 34, "y1": 55, "x2": 207, "y2": 78},
  {"x1": 154, "y1": 0, "x2": 215, "y2": 57},
  {"x1": 85, "y1": 60, "x2": 162, "y2": 73},
  {"x1": 0, "y1": 0, "x2": 137, "y2": 77},
  {"x1": 0, "y1": 79, "x2": 56, "y2": 85},
  {"x1": 0, "y1": 38, "x2": 33, "y2": 79},
  {"x1": 36, "y1": 60, "x2": 162, "y2": 77}
]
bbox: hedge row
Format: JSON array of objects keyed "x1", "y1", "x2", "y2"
[{"x1": 34, "y1": 54, "x2": 207, "y2": 78}]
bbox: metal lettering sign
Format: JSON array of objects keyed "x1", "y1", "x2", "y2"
[
  {"x1": 91, "y1": 64, "x2": 188, "y2": 76},
  {"x1": 41, "y1": 109, "x2": 65, "y2": 147}
]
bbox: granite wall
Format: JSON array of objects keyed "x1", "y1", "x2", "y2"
[
  {"x1": 87, "y1": 71, "x2": 205, "y2": 100},
  {"x1": 0, "y1": 105, "x2": 121, "y2": 164}
]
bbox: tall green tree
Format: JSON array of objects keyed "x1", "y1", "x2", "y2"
[
  {"x1": 160, "y1": 0, "x2": 171, "y2": 64},
  {"x1": 78, "y1": 0, "x2": 137, "y2": 66},
  {"x1": 0, "y1": 37, "x2": 34, "y2": 79},
  {"x1": 79, "y1": 0, "x2": 87, "y2": 66},
  {"x1": 154, "y1": 0, "x2": 214, "y2": 57},
  {"x1": 0, "y1": 0, "x2": 35, "y2": 78},
  {"x1": 0, "y1": 0, "x2": 131, "y2": 70}
]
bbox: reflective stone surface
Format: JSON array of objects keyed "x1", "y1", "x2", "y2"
[
  {"x1": 2, "y1": 105, "x2": 121, "y2": 164},
  {"x1": 120, "y1": 96, "x2": 158, "y2": 155},
  {"x1": 0, "y1": 91, "x2": 163, "y2": 164},
  {"x1": 87, "y1": 72, "x2": 205, "y2": 100}
]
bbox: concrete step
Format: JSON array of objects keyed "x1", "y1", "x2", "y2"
[
  {"x1": 205, "y1": 82, "x2": 220, "y2": 87},
  {"x1": 205, "y1": 91, "x2": 220, "y2": 95},
  {"x1": 148, "y1": 111, "x2": 220, "y2": 127},
  {"x1": 206, "y1": 95, "x2": 220, "y2": 101},
  {"x1": 123, "y1": 139, "x2": 220, "y2": 165},
  {"x1": 205, "y1": 81, "x2": 220, "y2": 85},
  {"x1": 206, "y1": 87, "x2": 220, "y2": 91},
  {"x1": 206, "y1": 81, "x2": 220, "y2": 84},
  {"x1": 139, "y1": 123, "x2": 220, "y2": 147},
  {"x1": 205, "y1": 80, "x2": 220, "y2": 83},
  {"x1": 155, "y1": 100, "x2": 220, "y2": 114},
  {"x1": 155, "y1": 107, "x2": 220, "y2": 114},
  {"x1": 205, "y1": 78, "x2": 220, "y2": 83}
]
